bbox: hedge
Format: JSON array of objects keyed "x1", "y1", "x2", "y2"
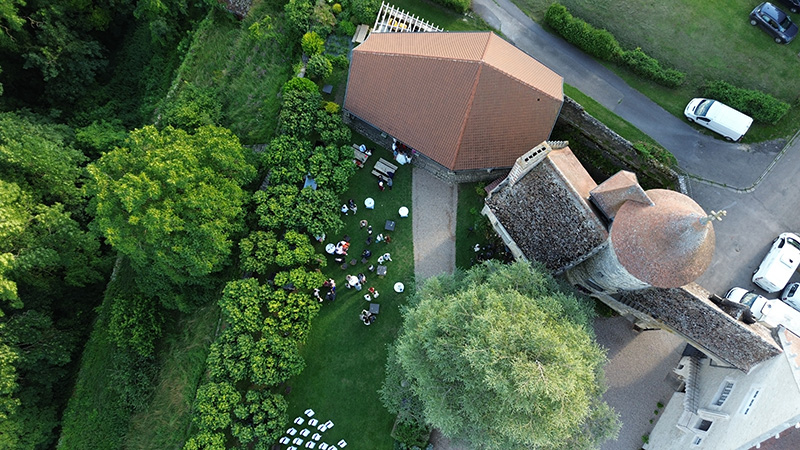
[
  {"x1": 545, "y1": 3, "x2": 684, "y2": 88},
  {"x1": 428, "y1": 0, "x2": 470, "y2": 13},
  {"x1": 702, "y1": 80, "x2": 790, "y2": 124}
]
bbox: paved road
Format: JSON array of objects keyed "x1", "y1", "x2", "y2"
[{"x1": 468, "y1": 0, "x2": 800, "y2": 448}]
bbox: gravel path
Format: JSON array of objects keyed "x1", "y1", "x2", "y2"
[{"x1": 411, "y1": 166, "x2": 457, "y2": 285}]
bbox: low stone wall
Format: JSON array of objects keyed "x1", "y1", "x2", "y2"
[
  {"x1": 221, "y1": 0, "x2": 252, "y2": 19},
  {"x1": 556, "y1": 96, "x2": 684, "y2": 192}
]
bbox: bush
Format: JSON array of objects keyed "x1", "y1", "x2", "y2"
[
  {"x1": 351, "y1": 0, "x2": 381, "y2": 23},
  {"x1": 330, "y1": 54, "x2": 350, "y2": 69},
  {"x1": 620, "y1": 48, "x2": 684, "y2": 88},
  {"x1": 160, "y1": 81, "x2": 222, "y2": 129},
  {"x1": 391, "y1": 418, "x2": 431, "y2": 448},
  {"x1": 426, "y1": 0, "x2": 469, "y2": 13},
  {"x1": 337, "y1": 20, "x2": 356, "y2": 37},
  {"x1": 301, "y1": 31, "x2": 325, "y2": 55},
  {"x1": 633, "y1": 141, "x2": 677, "y2": 167},
  {"x1": 545, "y1": 3, "x2": 683, "y2": 88},
  {"x1": 545, "y1": 4, "x2": 621, "y2": 61},
  {"x1": 702, "y1": 80, "x2": 790, "y2": 124},
  {"x1": 307, "y1": 54, "x2": 333, "y2": 81},
  {"x1": 332, "y1": 3, "x2": 342, "y2": 14}
]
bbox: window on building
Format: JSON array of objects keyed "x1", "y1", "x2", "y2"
[
  {"x1": 692, "y1": 436, "x2": 703, "y2": 446},
  {"x1": 696, "y1": 419, "x2": 713, "y2": 432},
  {"x1": 585, "y1": 278, "x2": 604, "y2": 292},
  {"x1": 713, "y1": 381, "x2": 735, "y2": 407},
  {"x1": 740, "y1": 387, "x2": 762, "y2": 416}
]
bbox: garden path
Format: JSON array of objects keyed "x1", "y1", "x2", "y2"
[{"x1": 411, "y1": 166, "x2": 457, "y2": 286}]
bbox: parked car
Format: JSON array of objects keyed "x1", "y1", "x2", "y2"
[
  {"x1": 778, "y1": 0, "x2": 800, "y2": 13},
  {"x1": 727, "y1": 286, "x2": 800, "y2": 334},
  {"x1": 750, "y1": 2, "x2": 798, "y2": 44},
  {"x1": 752, "y1": 232, "x2": 800, "y2": 293},
  {"x1": 684, "y1": 98, "x2": 753, "y2": 141},
  {"x1": 782, "y1": 282, "x2": 800, "y2": 311}
]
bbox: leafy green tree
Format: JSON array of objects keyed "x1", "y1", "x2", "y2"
[
  {"x1": 301, "y1": 31, "x2": 325, "y2": 55},
  {"x1": 255, "y1": 184, "x2": 342, "y2": 237},
  {"x1": 381, "y1": 261, "x2": 620, "y2": 450},
  {"x1": 86, "y1": 125, "x2": 256, "y2": 310},
  {"x1": 351, "y1": 0, "x2": 380, "y2": 24},
  {"x1": 218, "y1": 279, "x2": 268, "y2": 334},
  {"x1": 74, "y1": 120, "x2": 128, "y2": 160},
  {"x1": 284, "y1": 0, "x2": 313, "y2": 37},
  {"x1": 160, "y1": 81, "x2": 223, "y2": 129},
  {"x1": 206, "y1": 329, "x2": 305, "y2": 386},
  {"x1": 308, "y1": 144, "x2": 355, "y2": 194},
  {"x1": 306, "y1": 54, "x2": 333, "y2": 81},
  {"x1": 239, "y1": 231, "x2": 279, "y2": 275},
  {"x1": 273, "y1": 267, "x2": 325, "y2": 292},
  {"x1": 310, "y1": 0, "x2": 336, "y2": 37},
  {"x1": 192, "y1": 381, "x2": 240, "y2": 431},
  {"x1": 265, "y1": 288, "x2": 321, "y2": 343},
  {"x1": 232, "y1": 390, "x2": 288, "y2": 448},
  {"x1": 260, "y1": 135, "x2": 311, "y2": 186},
  {"x1": 183, "y1": 430, "x2": 226, "y2": 450},
  {"x1": 278, "y1": 78, "x2": 322, "y2": 138},
  {"x1": 314, "y1": 111, "x2": 352, "y2": 146}
]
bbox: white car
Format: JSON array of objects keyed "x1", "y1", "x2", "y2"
[
  {"x1": 684, "y1": 98, "x2": 753, "y2": 141},
  {"x1": 726, "y1": 286, "x2": 800, "y2": 335},
  {"x1": 752, "y1": 233, "x2": 800, "y2": 293},
  {"x1": 782, "y1": 282, "x2": 800, "y2": 312}
]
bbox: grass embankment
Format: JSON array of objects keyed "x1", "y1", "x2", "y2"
[
  {"x1": 507, "y1": 0, "x2": 800, "y2": 141},
  {"x1": 283, "y1": 141, "x2": 415, "y2": 449}
]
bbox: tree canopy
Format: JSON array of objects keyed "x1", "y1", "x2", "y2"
[
  {"x1": 86, "y1": 125, "x2": 256, "y2": 309},
  {"x1": 381, "y1": 261, "x2": 620, "y2": 450}
]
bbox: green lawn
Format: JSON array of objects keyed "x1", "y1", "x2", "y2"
[
  {"x1": 283, "y1": 142, "x2": 415, "y2": 449},
  {"x1": 508, "y1": 0, "x2": 800, "y2": 140}
]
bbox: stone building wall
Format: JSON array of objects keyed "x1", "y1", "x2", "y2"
[{"x1": 557, "y1": 96, "x2": 685, "y2": 193}]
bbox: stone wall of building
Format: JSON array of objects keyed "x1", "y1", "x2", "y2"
[
  {"x1": 557, "y1": 96, "x2": 684, "y2": 193},
  {"x1": 344, "y1": 111, "x2": 510, "y2": 183}
]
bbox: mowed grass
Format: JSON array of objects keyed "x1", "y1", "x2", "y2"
[
  {"x1": 124, "y1": 305, "x2": 220, "y2": 449},
  {"x1": 508, "y1": 0, "x2": 800, "y2": 139},
  {"x1": 283, "y1": 142, "x2": 415, "y2": 450}
]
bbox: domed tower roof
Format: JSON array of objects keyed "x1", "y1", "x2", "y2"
[{"x1": 610, "y1": 189, "x2": 715, "y2": 288}]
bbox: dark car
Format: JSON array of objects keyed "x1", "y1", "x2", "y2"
[
  {"x1": 778, "y1": 0, "x2": 800, "y2": 13},
  {"x1": 750, "y1": 2, "x2": 798, "y2": 43}
]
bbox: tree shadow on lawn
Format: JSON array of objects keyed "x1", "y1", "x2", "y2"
[{"x1": 282, "y1": 140, "x2": 416, "y2": 450}]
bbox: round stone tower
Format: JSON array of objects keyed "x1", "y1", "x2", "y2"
[{"x1": 567, "y1": 189, "x2": 715, "y2": 293}]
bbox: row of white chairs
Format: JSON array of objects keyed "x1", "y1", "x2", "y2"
[{"x1": 284, "y1": 439, "x2": 347, "y2": 449}]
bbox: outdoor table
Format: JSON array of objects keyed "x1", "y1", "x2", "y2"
[
  {"x1": 377, "y1": 265, "x2": 387, "y2": 276},
  {"x1": 394, "y1": 282, "x2": 405, "y2": 293},
  {"x1": 385, "y1": 220, "x2": 395, "y2": 231},
  {"x1": 369, "y1": 303, "x2": 380, "y2": 315},
  {"x1": 365, "y1": 197, "x2": 375, "y2": 209},
  {"x1": 325, "y1": 243, "x2": 336, "y2": 254},
  {"x1": 398, "y1": 206, "x2": 409, "y2": 217}
]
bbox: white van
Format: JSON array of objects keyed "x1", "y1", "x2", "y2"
[
  {"x1": 727, "y1": 287, "x2": 800, "y2": 336},
  {"x1": 684, "y1": 98, "x2": 754, "y2": 141},
  {"x1": 752, "y1": 233, "x2": 800, "y2": 293}
]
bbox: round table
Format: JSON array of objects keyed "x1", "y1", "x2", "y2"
[
  {"x1": 348, "y1": 276, "x2": 358, "y2": 287},
  {"x1": 394, "y1": 282, "x2": 405, "y2": 293},
  {"x1": 325, "y1": 243, "x2": 336, "y2": 254},
  {"x1": 398, "y1": 206, "x2": 409, "y2": 217},
  {"x1": 365, "y1": 197, "x2": 375, "y2": 209}
]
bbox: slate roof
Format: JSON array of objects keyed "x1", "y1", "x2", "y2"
[
  {"x1": 611, "y1": 189, "x2": 715, "y2": 288},
  {"x1": 618, "y1": 284, "x2": 782, "y2": 372},
  {"x1": 344, "y1": 32, "x2": 563, "y2": 171},
  {"x1": 590, "y1": 170, "x2": 653, "y2": 221},
  {"x1": 484, "y1": 146, "x2": 607, "y2": 273}
]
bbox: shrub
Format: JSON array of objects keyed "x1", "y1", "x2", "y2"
[
  {"x1": 307, "y1": 54, "x2": 333, "y2": 81},
  {"x1": 284, "y1": 0, "x2": 313, "y2": 38},
  {"x1": 311, "y1": 0, "x2": 337, "y2": 37},
  {"x1": 633, "y1": 141, "x2": 677, "y2": 167},
  {"x1": 351, "y1": 0, "x2": 380, "y2": 23},
  {"x1": 545, "y1": 4, "x2": 621, "y2": 61},
  {"x1": 427, "y1": 0, "x2": 469, "y2": 13},
  {"x1": 160, "y1": 81, "x2": 222, "y2": 129},
  {"x1": 301, "y1": 31, "x2": 325, "y2": 55},
  {"x1": 332, "y1": 3, "x2": 342, "y2": 14},
  {"x1": 545, "y1": 3, "x2": 684, "y2": 88},
  {"x1": 702, "y1": 80, "x2": 790, "y2": 124},
  {"x1": 620, "y1": 48, "x2": 684, "y2": 88},
  {"x1": 337, "y1": 20, "x2": 356, "y2": 37},
  {"x1": 391, "y1": 418, "x2": 431, "y2": 448},
  {"x1": 330, "y1": 54, "x2": 350, "y2": 69}
]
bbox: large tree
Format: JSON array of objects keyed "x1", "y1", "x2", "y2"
[
  {"x1": 86, "y1": 125, "x2": 256, "y2": 310},
  {"x1": 381, "y1": 261, "x2": 620, "y2": 450}
]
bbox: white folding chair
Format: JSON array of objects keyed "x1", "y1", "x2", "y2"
[
  {"x1": 338, "y1": 439, "x2": 347, "y2": 447},
  {"x1": 305, "y1": 408, "x2": 316, "y2": 417},
  {"x1": 317, "y1": 424, "x2": 328, "y2": 432},
  {"x1": 292, "y1": 437, "x2": 304, "y2": 445},
  {"x1": 287, "y1": 428, "x2": 298, "y2": 436},
  {"x1": 279, "y1": 436, "x2": 290, "y2": 444},
  {"x1": 312, "y1": 433, "x2": 321, "y2": 441},
  {"x1": 294, "y1": 417, "x2": 305, "y2": 425},
  {"x1": 309, "y1": 418, "x2": 319, "y2": 427},
  {"x1": 318, "y1": 444, "x2": 329, "y2": 450},
  {"x1": 305, "y1": 442, "x2": 316, "y2": 449},
  {"x1": 300, "y1": 428, "x2": 310, "y2": 437}
]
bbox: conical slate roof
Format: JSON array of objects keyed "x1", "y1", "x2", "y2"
[
  {"x1": 344, "y1": 32, "x2": 563, "y2": 171},
  {"x1": 610, "y1": 189, "x2": 715, "y2": 288}
]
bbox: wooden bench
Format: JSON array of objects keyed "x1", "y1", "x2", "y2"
[
  {"x1": 371, "y1": 158, "x2": 398, "y2": 180},
  {"x1": 352, "y1": 144, "x2": 370, "y2": 168}
]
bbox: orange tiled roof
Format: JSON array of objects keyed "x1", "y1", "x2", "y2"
[{"x1": 344, "y1": 32, "x2": 563, "y2": 171}]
